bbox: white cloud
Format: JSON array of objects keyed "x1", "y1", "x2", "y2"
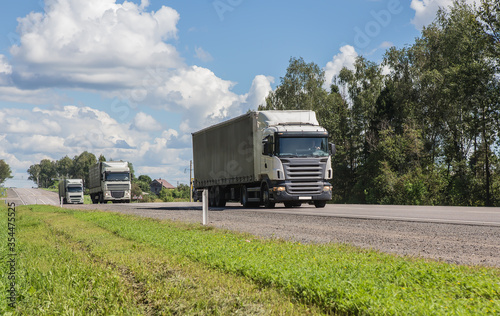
[
  {"x1": 323, "y1": 45, "x2": 358, "y2": 89},
  {"x1": 132, "y1": 112, "x2": 162, "y2": 132},
  {"x1": 10, "y1": 0, "x2": 182, "y2": 89},
  {"x1": 1, "y1": 0, "x2": 275, "y2": 186},
  {"x1": 0, "y1": 105, "x2": 193, "y2": 185},
  {"x1": 194, "y1": 47, "x2": 213, "y2": 62},
  {"x1": 0, "y1": 55, "x2": 12, "y2": 75},
  {"x1": 6, "y1": 0, "x2": 271, "y2": 134},
  {"x1": 410, "y1": 0, "x2": 480, "y2": 29},
  {"x1": 241, "y1": 75, "x2": 274, "y2": 111}
]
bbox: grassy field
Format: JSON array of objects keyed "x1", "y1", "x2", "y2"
[{"x1": 1, "y1": 204, "x2": 499, "y2": 315}]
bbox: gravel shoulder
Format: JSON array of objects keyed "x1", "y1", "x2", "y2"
[{"x1": 67, "y1": 202, "x2": 500, "y2": 268}]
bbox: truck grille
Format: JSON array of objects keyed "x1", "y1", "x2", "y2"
[
  {"x1": 111, "y1": 191, "x2": 125, "y2": 198},
  {"x1": 281, "y1": 159, "x2": 325, "y2": 194},
  {"x1": 107, "y1": 184, "x2": 129, "y2": 191},
  {"x1": 69, "y1": 195, "x2": 82, "y2": 203}
]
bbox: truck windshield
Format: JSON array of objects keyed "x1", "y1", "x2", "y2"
[
  {"x1": 105, "y1": 172, "x2": 130, "y2": 181},
  {"x1": 67, "y1": 186, "x2": 82, "y2": 193},
  {"x1": 276, "y1": 137, "x2": 329, "y2": 157}
]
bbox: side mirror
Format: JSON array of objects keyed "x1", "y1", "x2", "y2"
[{"x1": 329, "y1": 143, "x2": 336, "y2": 156}]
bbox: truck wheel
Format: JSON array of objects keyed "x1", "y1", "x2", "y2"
[
  {"x1": 215, "y1": 186, "x2": 226, "y2": 207},
  {"x1": 261, "y1": 184, "x2": 275, "y2": 208},
  {"x1": 209, "y1": 187, "x2": 216, "y2": 207},
  {"x1": 314, "y1": 201, "x2": 327, "y2": 208},
  {"x1": 241, "y1": 186, "x2": 249, "y2": 207}
]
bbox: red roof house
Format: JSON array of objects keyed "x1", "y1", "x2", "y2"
[{"x1": 150, "y1": 178, "x2": 175, "y2": 195}]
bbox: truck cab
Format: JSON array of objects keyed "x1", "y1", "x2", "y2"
[
  {"x1": 258, "y1": 113, "x2": 333, "y2": 208},
  {"x1": 59, "y1": 179, "x2": 84, "y2": 204},
  {"x1": 89, "y1": 161, "x2": 131, "y2": 203}
]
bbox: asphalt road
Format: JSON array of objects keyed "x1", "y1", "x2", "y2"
[{"x1": 4, "y1": 188, "x2": 61, "y2": 206}]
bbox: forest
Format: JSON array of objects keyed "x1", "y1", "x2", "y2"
[{"x1": 260, "y1": 0, "x2": 500, "y2": 206}]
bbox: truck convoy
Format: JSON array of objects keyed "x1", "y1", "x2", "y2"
[
  {"x1": 58, "y1": 178, "x2": 84, "y2": 204},
  {"x1": 88, "y1": 161, "x2": 131, "y2": 204},
  {"x1": 192, "y1": 110, "x2": 334, "y2": 208}
]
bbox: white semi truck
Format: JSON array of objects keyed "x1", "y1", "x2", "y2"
[
  {"x1": 192, "y1": 110, "x2": 334, "y2": 208},
  {"x1": 58, "y1": 179, "x2": 84, "y2": 204},
  {"x1": 88, "y1": 161, "x2": 131, "y2": 204}
]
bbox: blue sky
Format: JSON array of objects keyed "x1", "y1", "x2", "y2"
[{"x1": 0, "y1": 0, "x2": 472, "y2": 188}]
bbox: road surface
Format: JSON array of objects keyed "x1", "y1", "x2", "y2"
[
  {"x1": 4, "y1": 188, "x2": 500, "y2": 226},
  {"x1": 4, "y1": 188, "x2": 500, "y2": 267},
  {"x1": 4, "y1": 188, "x2": 60, "y2": 206}
]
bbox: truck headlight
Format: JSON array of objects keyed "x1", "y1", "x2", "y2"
[
  {"x1": 323, "y1": 186, "x2": 332, "y2": 192},
  {"x1": 273, "y1": 186, "x2": 286, "y2": 192}
]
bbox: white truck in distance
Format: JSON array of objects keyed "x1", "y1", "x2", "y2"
[
  {"x1": 88, "y1": 161, "x2": 131, "y2": 204},
  {"x1": 192, "y1": 110, "x2": 334, "y2": 208},
  {"x1": 58, "y1": 179, "x2": 84, "y2": 204}
]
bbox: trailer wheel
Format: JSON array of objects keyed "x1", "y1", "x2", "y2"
[
  {"x1": 261, "y1": 184, "x2": 275, "y2": 208},
  {"x1": 241, "y1": 186, "x2": 249, "y2": 207},
  {"x1": 215, "y1": 186, "x2": 226, "y2": 207},
  {"x1": 209, "y1": 187, "x2": 216, "y2": 207}
]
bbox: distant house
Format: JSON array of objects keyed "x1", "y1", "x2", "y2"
[{"x1": 150, "y1": 178, "x2": 175, "y2": 195}]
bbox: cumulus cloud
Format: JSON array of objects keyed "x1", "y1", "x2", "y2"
[
  {"x1": 1, "y1": 0, "x2": 274, "y2": 185},
  {"x1": 410, "y1": 0, "x2": 479, "y2": 29},
  {"x1": 131, "y1": 112, "x2": 162, "y2": 132},
  {"x1": 6, "y1": 0, "x2": 272, "y2": 133},
  {"x1": 10, "y1": 0, "x2": 182, "y2": 89},
  {"x1": 323, "y1": 45, "x2": 358, "y2": 89},
  {"x1": 0, "y1": 55, "x2": 12, "y2": 75},
  {"x1": 0, "y1": 105, "x2": 191, "y2": 183}
]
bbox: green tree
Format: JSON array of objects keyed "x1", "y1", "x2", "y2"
[
  {"x1": 131, "y1": 183, "x2": 142, "y2": 199},
  {"x1": 27, "y1": 164, "x2": 41, "y2": 187},
  {"x1": 56, "y1": 156, "x2": 73, "y2": 179},
  {"x1": 478, "y1": 0, "x2": 500, "y2": 58},
  {"x1": 260, "y1": 57, "x2": 327, "y2": 111},
  {"x1": 30, "y1": 159, "x2": 57, "y2": 188},
  {"x1": 0, "y1": 160, "x2": 13, "y2": 185},
  {"x1": 137, "y1": 175, "x2": 152, "y2": 184},
  {"x1": 337, "y1": 56, "x2": 385, "y2": 202},
  {"x1": 72, "y1": 152, "x2": 97, "y2": 187},
  {"x1": 136, "y1": 175, "x2": 153, "y2": 194},
  {"x1": 128, "y1": 162, "x2": 136, "y2": 182}
]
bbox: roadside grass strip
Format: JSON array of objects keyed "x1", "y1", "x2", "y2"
[
  {"x1": 0, "y1": 205, "x2": 323, "y2": 315},
  {"x1": 2, "y1": 205, "x2": 500, "y2": 315}
]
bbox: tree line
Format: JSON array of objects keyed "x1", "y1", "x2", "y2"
[
  {"x1": 260, "y1": 0, "x2": 500, "y2": 206},
  {"x1": 25, "y1": 151, "x2": 190, "y2": 202},
  {"x1": 27, "y1": 151, "x2": 108, "y2": 189}
]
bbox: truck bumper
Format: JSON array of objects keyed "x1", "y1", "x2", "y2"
[{"x1": 270, "y1": 182, "x2": 332, "y2": 202}]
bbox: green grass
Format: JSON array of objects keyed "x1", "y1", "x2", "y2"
[
  {"x1": 0, "y1": 204, "x2": 323, "y2": 315},
  {"x1": 2, "y1": 204, "x2": 500, "y2": 315}
]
